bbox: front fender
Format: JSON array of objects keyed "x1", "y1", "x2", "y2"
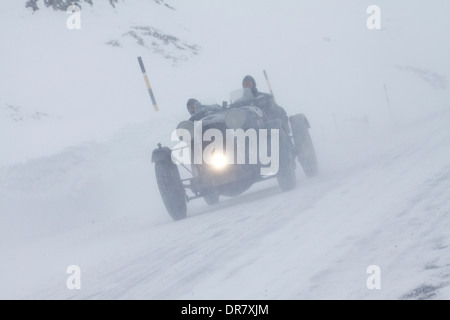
[{"x1": 151, "y1": 144, "x2": 173, "y2": 163}]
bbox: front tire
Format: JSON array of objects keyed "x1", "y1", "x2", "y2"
[{"x1": 155, "y1": 160, "x2": 187, "y2": 221}]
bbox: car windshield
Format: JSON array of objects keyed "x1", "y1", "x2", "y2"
[{"x1": 229, "y1": 88, "x2": 254, "y2": 105}]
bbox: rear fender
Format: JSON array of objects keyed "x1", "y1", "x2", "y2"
[{"x1": 291, "y1": 113, "x2": 311, "y2": 129}]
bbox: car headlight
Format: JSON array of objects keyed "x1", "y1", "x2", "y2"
[
  {"x1": 210, "y1": 152, "x2": 228, "y2": 170},
  {"x1": 225, "y1": 108, "x2": 247, "y2": 129}
]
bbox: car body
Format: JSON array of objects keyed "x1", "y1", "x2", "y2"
[{"x1": 152, "y1": 88, "x2": 318, "y2": 220}]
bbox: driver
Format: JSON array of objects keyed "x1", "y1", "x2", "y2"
[
  {"x1": 186, "y1": 98, "x2": 221, "y2": 121},
  {"x1": 242, "y1": 75, "x2": 290, "y2": 133}
]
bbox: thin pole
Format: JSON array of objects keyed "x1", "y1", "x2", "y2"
[
  {"x1": 138, "y1": 56, "x2": 159, "y2": 112},
  {"x1": 384, "y1": 83, "x2": 394, "y2": 124},
  {"x1": 263, "y1": 70, "x2": 275, "y2": 102}
]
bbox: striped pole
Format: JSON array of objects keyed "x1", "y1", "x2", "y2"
[
  {"x1": 263, "y1": 70, "x2": 276, "y2": 102},
  {"x1": 137, "y1": 56, "x2": 159, "y2": 112}
]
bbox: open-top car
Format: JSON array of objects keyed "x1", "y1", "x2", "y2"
[{"x1": 152, "y1": 88, "x2": 318, "y2": 221}]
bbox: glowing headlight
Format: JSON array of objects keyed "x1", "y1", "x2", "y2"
[
  {"x1": 210, "y1": 152, "x2": 228, "y2": 170},
  {"x1": 176, "y1": 120, "x2": 194, "y2": 141},
  {"x1": 225, "y1": 108, "x2": 247, "y2": 129}
]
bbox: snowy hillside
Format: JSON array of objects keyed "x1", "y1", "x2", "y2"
[{"x1": 1, "y1": 0, "x2": 450, "y2": 300}]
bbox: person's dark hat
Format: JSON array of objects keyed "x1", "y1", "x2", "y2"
[
  {"x1": 186, "y1": 98, "x2": 200, "y2": 115},
  {"x1": 242, "y1": 75, "x2": 256, "y2": 88},
  {"x1": 187, "y1": 98, "x2": 199, "y2": 107},
  {"x1": 242, "y1": 75, "x2": 259, "y2": 96}
]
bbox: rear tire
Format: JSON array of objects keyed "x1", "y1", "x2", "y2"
[
  {"x1": 289, "y1": 114, "x2": 319, "y2": 177},
  {"x1": 276, "y1": 130, "x2": 297, "y2": 191},
  {"x1": 155, "y1": 160, "x2": 187, "y2": 221}
]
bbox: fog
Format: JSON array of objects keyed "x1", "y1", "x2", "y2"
[{"x1": 0, "y1": 0, "x2": 449, "y2": 300}]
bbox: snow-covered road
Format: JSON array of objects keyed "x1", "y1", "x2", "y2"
[{"x1": 1, "y1": 106, "x2": 449, "y2": 300}]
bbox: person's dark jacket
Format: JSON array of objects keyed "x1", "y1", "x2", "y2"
[{"x1": 251, "y1": 89, "x2": 290, "y2": 133}]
